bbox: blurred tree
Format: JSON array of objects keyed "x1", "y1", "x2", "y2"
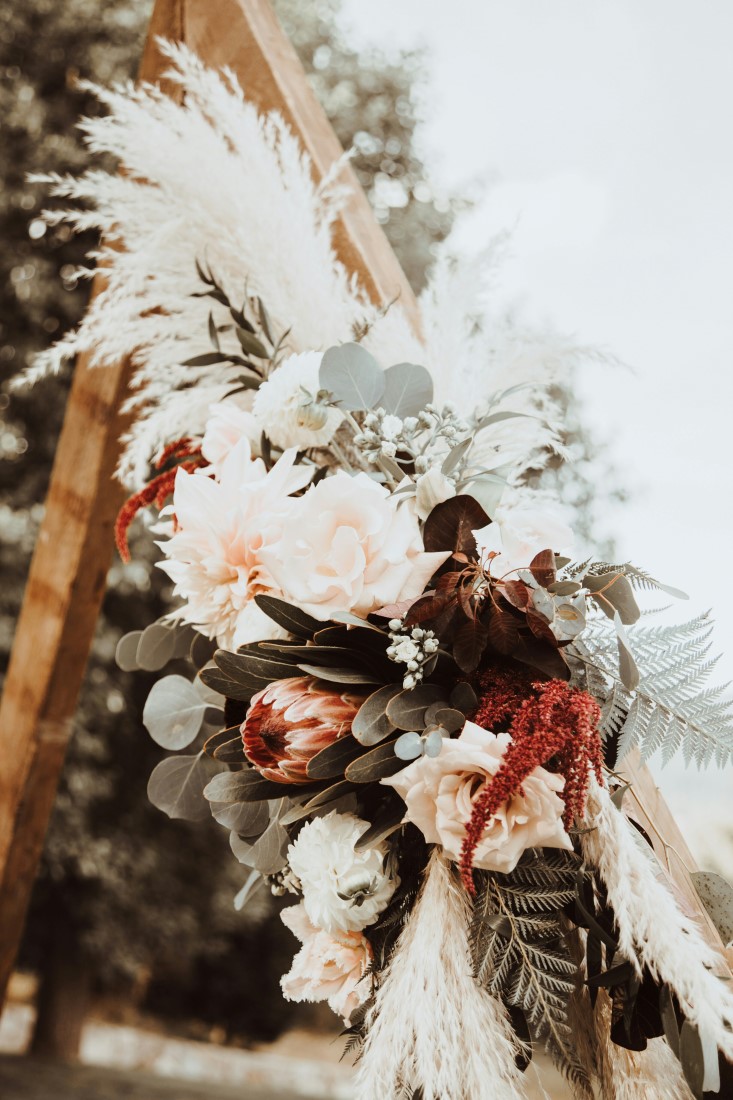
[{"x1": 0, "y1": 0, "x2": 456, "y2": 1061}]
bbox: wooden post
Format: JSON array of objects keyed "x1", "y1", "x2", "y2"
[
  {"x1": 0, "y1": 0, "x2": 726, "y2": 1010},
  {"x1": 0, "y1": 0, "x2": 417, "y2": 1006}
]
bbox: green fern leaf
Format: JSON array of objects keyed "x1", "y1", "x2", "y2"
[
  {"x1": 470, "y1": 850, "x2": 591, "y2": 1096},
  {"x1": 569, "y1": 613, "x2": 733, "y2": 766}
]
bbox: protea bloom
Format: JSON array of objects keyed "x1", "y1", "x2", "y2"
[{"x1": 242, "y1": 676, "x2": 364, "y2": 783}]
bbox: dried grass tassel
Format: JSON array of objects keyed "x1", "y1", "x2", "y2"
[
  {"x1": 582, "y1": 778, "x2": 733, "y2": 1063},
  {"x1": 589, "y1": 991, "x2": 694, "y2": 1099},
  {"x1": 356, "y1": 849, "x2": 528, "y2": 1100}
]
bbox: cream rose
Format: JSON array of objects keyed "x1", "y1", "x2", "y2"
[
  {"x1": 473, "y1": 501, "x2": 575, "y2": 580},
  {"x1": 383, "y1": 721, "x2": 572, "y2": 873},
  {"x1": 280, "y1": 902, "x2": 372, "y2": 1023},
  {"x1": 260, "y1": 471, "x2": 449, "y2": 621}
]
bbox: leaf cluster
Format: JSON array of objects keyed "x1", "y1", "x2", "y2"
[
  {"x1": 569, "y1": 611, "x2": 733, "y2": 767},
  {"x1": 470, "y1": 849, "x2": 591, "y2": 1092}
]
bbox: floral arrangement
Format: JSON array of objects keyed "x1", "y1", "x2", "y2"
[{"x1": 28, "y1": 42, "x2": 733, "y2": 1100}]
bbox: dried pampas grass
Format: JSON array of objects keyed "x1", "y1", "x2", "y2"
[
  {"x1": 582, "y1": 778, "x2": 733, "y2": 1064},
  {"x1": 356, "y1": 850, "x2": 527, "y2": 1100}
]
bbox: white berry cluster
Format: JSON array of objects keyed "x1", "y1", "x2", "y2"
[
  {"x1": 386, "y1": 620, "x2": 440, "y2": 689},
  {"x1": 353, "y1": 403, "x2": 470, "y2": 470}
]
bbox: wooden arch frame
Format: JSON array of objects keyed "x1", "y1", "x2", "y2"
[{"x1": 0, "y1": 0, "x2": 727, "y2": 1006}]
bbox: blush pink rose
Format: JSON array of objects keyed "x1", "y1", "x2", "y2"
[
  {"x1": 259, "y1": 470, "x2": 449, "y2": 621},
  {"x1": 280, "y1": 902, "x2": 372, "y2": 1023},
  {"x1": 383, "y1": 721, "x2": 572, "y2": 873}
]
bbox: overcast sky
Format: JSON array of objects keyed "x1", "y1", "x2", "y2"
[{"x1": 340, "y1": 0, "x2": 733, "y2": 861}]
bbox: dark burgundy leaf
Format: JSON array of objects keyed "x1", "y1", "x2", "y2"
[
  {"x1": 453, "y1": 619, "x2": 489, "y2": 673},
  {"x1": 422, "y1": 495, "x2": 490, "y2": 558},
  {"x1": 486, "y1": 607, "x2": 522, "y2": 655},
  {"x1": 404, "y1": 592, "x2": 456, "y2": 626},
  {"x1": 529, "y1": 549, "x2": 557, "y2": 588},
  {"x1": 526, "y1": 609, "x2": 558, "y2": 647},
  {"x1": 501, "y1": 580, "x2": 531, "y2": 609}
]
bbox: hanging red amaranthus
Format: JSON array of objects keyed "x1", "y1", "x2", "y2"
[
  {"x1": 460, "y1": 667, "x2": 603, "y2": 893},
  {"x1": 115, "y1": 438, "x2": 206, "y2": 562}
]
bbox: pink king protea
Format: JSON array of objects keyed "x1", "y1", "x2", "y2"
[{"x1": 241, "y1": 676, "x2": 365, "y2": 783}]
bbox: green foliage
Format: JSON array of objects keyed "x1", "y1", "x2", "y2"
[
  {"x1": 470, "y1": 850, "x2": 591, "y2": 1095},
  {"x1": 570, "y1": 611, "x2": 733, "y2": 767}
]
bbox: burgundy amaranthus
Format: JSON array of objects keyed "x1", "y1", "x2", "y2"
[
  {"x1": 460, "y1": 667, "x2": 603, "y2": 893},
  {"x1": 115, "y1": 438, "x2": 206, "y2": 562}
]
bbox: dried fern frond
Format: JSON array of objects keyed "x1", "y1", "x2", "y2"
[
  {"x1": 569, "y1": 612, "x2": 733, "y2": 766},
  {"x1": 470, "y1": 850, "x2": 592, "y2": 1099}
]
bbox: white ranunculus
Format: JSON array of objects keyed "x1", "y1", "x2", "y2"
[
  {"x1": 414, "y1": 466, "x2": 456, "y2": 520},
  {"x1": 201, "y1": 400, "x2": 259, "y2": 475},
  {"x1": 157, "y1": 439, "x2": 312, "y2": 648},
  {"x1": 288, "y1": 811, "x2": 398, "y2": 934},
  {"x1": 473, "y1": 501, "x2": 574, "y2": 580},
  {"x1": 252, "y1": 351, "x2": 343, "y2": 449},
  {"x1": 259, "y1": 471, "x2": 449, "y2": 621}
]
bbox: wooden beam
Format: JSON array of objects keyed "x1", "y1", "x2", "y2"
[
  {"x1": 0, "y1": 0, "x2": 726, "y2": 1013},
  {"x1": 0, "y1": 0, "x2": 418, "y2": 1007}
]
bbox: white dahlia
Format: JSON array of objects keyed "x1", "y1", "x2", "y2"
[
  {"x1": 259, "y1": 470, "x2": 449, "y2": 621},
  {"x1": 252, "y1": 351, "x2": 343, "y2": 449},
  {"x1": 200, "y1": 399, "x2": 260, "y2": 475},
  {"x1": 157, "y1": 438, "x2": 312, "y2": 648},
  {"x1": 287, "y1": 811, "x2": 398, "y2": 934}
]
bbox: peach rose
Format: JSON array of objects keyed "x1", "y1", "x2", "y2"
[
  {"x1": 260, "y1": 470, "x2": 449, "y2": 621},
  {"x1": 383, "y1": 721, "x2": 572, "y2": 873},
  {"x1": 280, "y1": 902, "x2": 372, "y2": 1023}
]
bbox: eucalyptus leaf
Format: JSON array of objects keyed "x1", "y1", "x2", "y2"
[
  {"x1": 433, "y1": 708, "x2": 462, "y2": 734},
  {"x1": 614, "y1": 613, "x2": 640, "y2": 692},
  {"x1": 190, "y1": 631, "x2": 217, "y2": 669},
  {"x1": 204, "y1": 769, "x2": 297, "y2": 803},
  {"x1": 306, "y1": 734, "x2": 365, "y2": 780},
  {"x1": 679, "y1": 1020, "x2": 705, "y2": 1099},
  {"x1": 659, "y1": 984, "x2": 680, "y2": 1058},
  {"x1": 344, "y1": 739, "x2": 402, "y2": 783},
  {"x1": 380, "y1": 362, "x2": 433, "y2": 417},
  {"x1": 143, "y1": 675, "x2": 207, "y2": 749},
  {"x1": 394, "y1": 731, "x2": 423, "y2": 760},
  {"x1": 136, "y1": 622, "x2": 178, "y2": 672},
  {"x1": 461, "y1": 477, "x2": 506, "y2": 519},
  {"x1": 297, "y1": 664, "x2": 379, "y2": 685},
  {"x1": 352, "y1": 684, "x2": 402, "y2": 746},
  {"x1": 319, "y1": 342, "x2": 385, "y2": 411},
  {"x1": 450, "y1": 681, "x2": 479, "y2": 714},
  {"x1": 441, "y1": 436, "x2": 473, "y2": 477},
  {"x1": 354, "y1": 804, "x2": 405, "y2": 850},
  {"x1": 254, "y1": 594, "x2": 321, "y2": 639},
  {"x1": 386, "y1": 684, "x2": 447, "y2": 730},
  {"x1": 115, "y1": 631, "x2": 142, "y2": 672},
  {"x1": 585, "y1": 572, "x2": 640, "y2": 625},
  {"x1": 147, "y1": 753, "x2": 213, "y2": 821},
  {"x1": 691, "y1": 871, "x2": 733, "y2": 944},
  {"x1": 210, "y1": 798, "x2": 270, "y2": 835},
  {"x1": 234, "y1": 815, "x2": 290, "y2": 875},
  {"x1": 234, "y1": 869, "x2": 264, "y2": 912}
]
